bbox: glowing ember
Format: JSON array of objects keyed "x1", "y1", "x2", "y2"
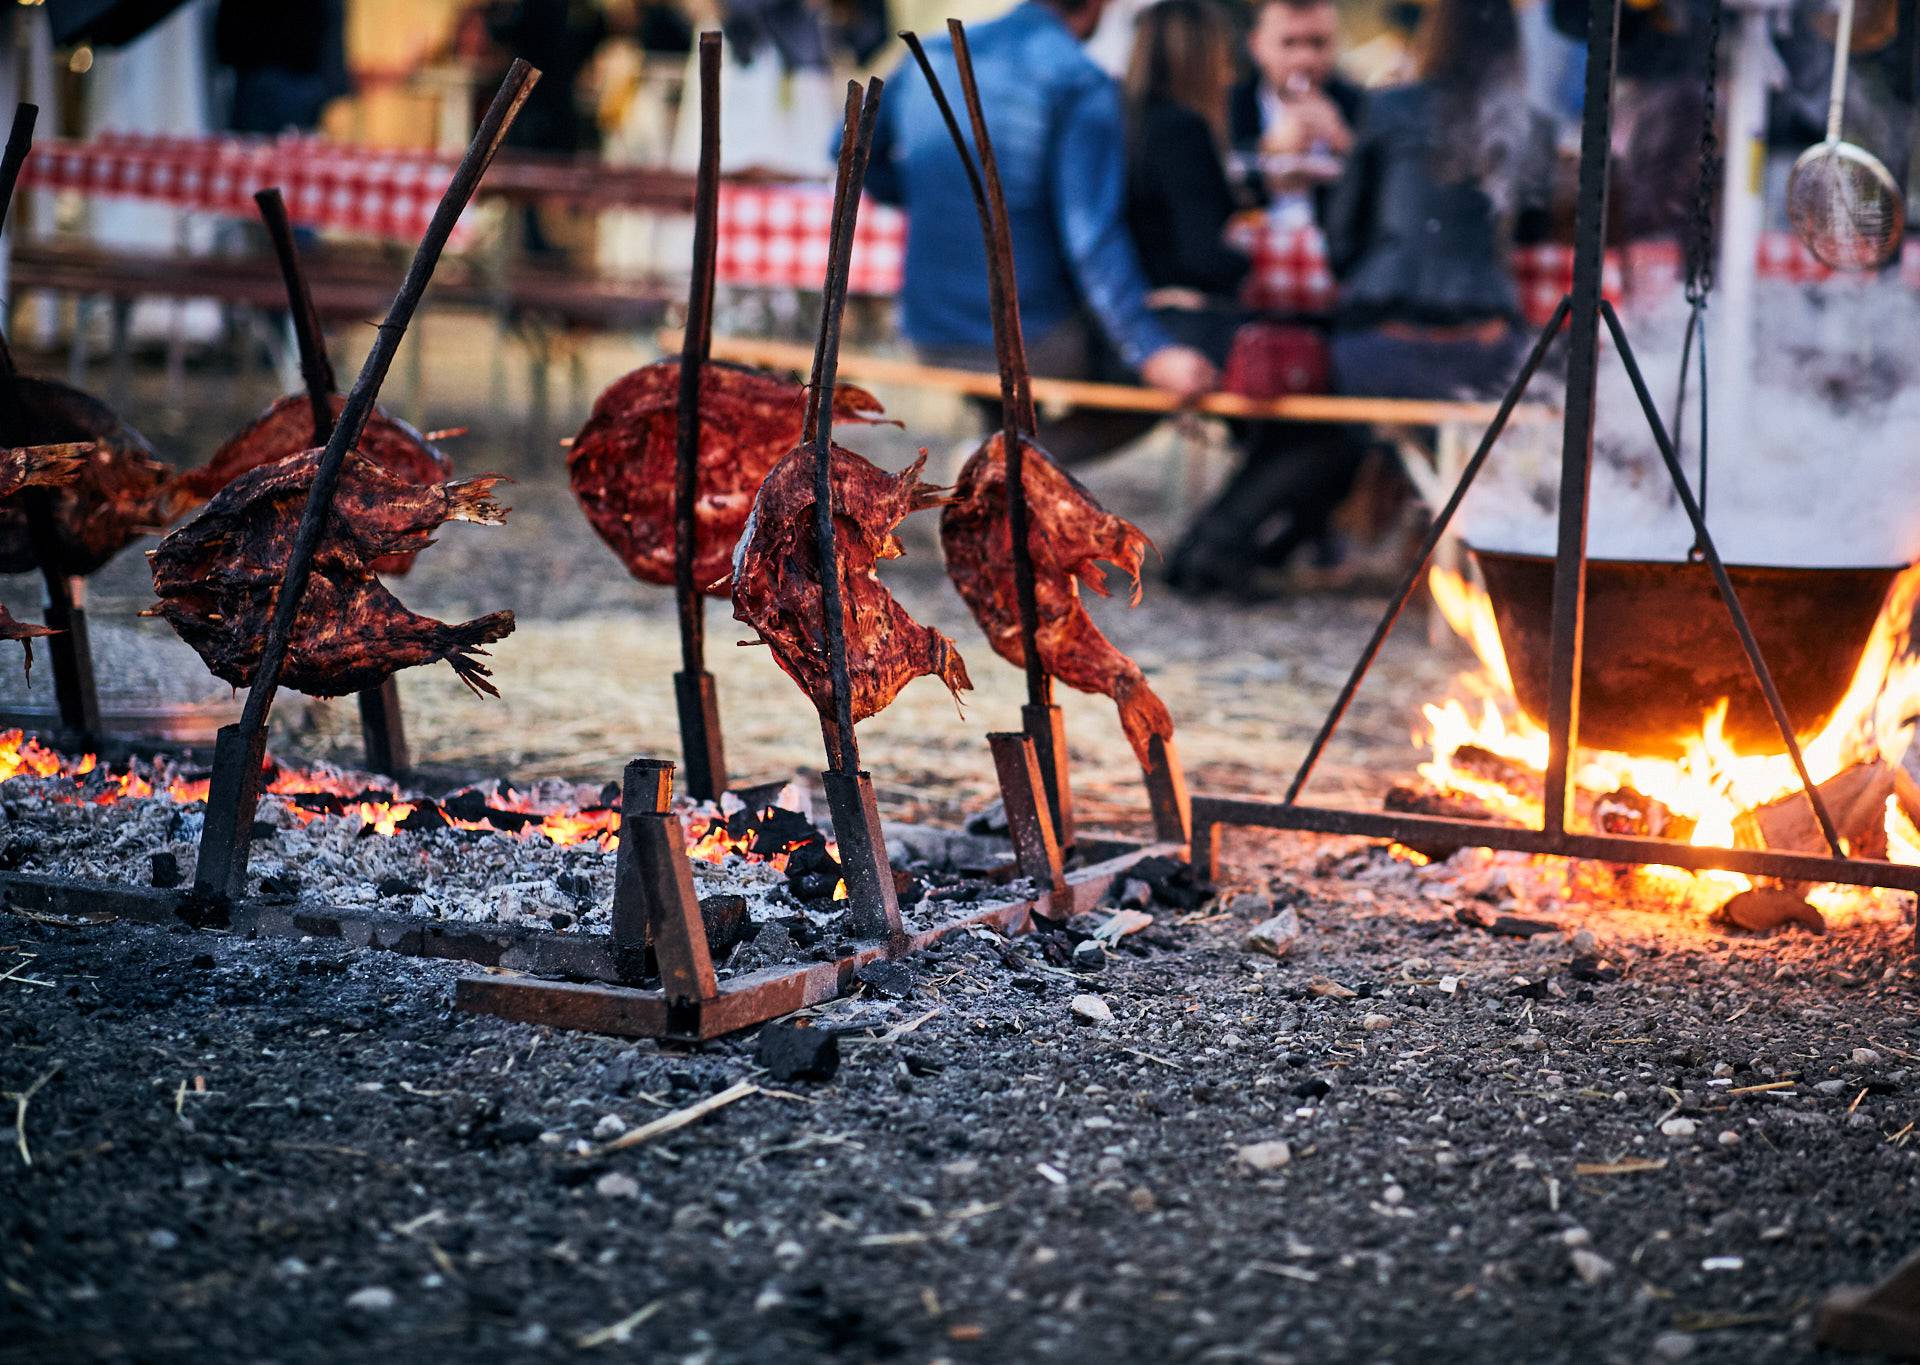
[
  {"x1": 1419, "y1": 564, "x2": 1920, "y2": 911},
  {"x1": 0, "y1": 729, "x2": 818, "y2": 870}
]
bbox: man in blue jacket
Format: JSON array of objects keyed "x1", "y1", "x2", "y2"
[{"x1": 865, "y1": 0, "x2": 1217, "y2": 463}]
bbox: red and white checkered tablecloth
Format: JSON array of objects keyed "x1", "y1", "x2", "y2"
[
  {"x1": 715, "y1": 183, "x2": 1920, "y2": 326},
  {"x1": 714, "y1": 183, "x2": 904, "y2": 296},
  {"x1": 19, "y1": 132, "x2": 465, "y2": 243}
]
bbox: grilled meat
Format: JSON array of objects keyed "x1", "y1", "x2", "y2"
[
  {"x1": 733, "y1": 444, "x2": 970, "y2": 723},
  {"x1": 940, "y1": 434, "x2": 1173, "y2": 765},
  {"x1": 149, "y1": 450, "x2": 513, "y2": 698},
  {"x1": 569, "y1": 359, "x2": 887, "y2": 594},
  {"x1": 178, "y1": 393, "x2": 452, "y2": 575},
  {"x1": 0, "y1": 377, "x2": 184, "y2": 577}
]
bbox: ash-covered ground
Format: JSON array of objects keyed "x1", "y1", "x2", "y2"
[
  {"x1": 1, "y1": 325, "x2": 1916, "y2": 1362},
  {"x1": 3, "y1": 834, "x2": 1916, "y2": 1364}
]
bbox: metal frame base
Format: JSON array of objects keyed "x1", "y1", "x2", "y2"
[
  {"x1": 456, "y1": 838, "x2": 1180, "y2": 1040},
  {"x1": 1192, "y1": 797, "x2": 1920, "y2": 897}
]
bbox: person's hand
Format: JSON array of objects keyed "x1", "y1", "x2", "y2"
[{"x1": 1140, "y1": 346, "x2": 1218, "y2": 402}]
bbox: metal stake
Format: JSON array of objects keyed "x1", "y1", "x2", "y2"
[
  {"x1": 609, "y1": 757, "x2": 716, "y2": 1006},
  {"x1": 0, "y1": 104, "x2": 100, "y2": 748},
  {"x1": 256, "y1": 187, "x2": 412, "y2": 779},
  {"x1": 673, "y1": 33, "x2": 728, "y2": 800},
  {"x1": 194, "y1": 61, "x2": 540, "y2": 901}
]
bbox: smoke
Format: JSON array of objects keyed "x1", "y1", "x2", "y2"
[{"x1": 1459, "y1": 281, "x2": 1920, "y2": 567}]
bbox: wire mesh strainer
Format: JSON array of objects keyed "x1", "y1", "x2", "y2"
[{"x1": 1786, "y1": 0, "x2": 1906, "y2": 270}]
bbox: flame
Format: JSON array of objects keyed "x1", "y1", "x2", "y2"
[{"x1": 1418, "y1": 564, "x2": 1920, "y2": 904}]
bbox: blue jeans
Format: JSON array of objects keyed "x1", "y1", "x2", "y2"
[{"x1": 1330, "y1": 326, "x2": 1525, "y2": 401}]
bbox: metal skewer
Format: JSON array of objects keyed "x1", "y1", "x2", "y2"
[
  {"x1": 803, "y1": 77, "x2": 902, "y2": 942},
  {"x1": 946, "y1": 22, "x2": 1074, "y2": 847},
  {"x1": 0, "y1": 102, "x2": 101, "y2": 749},
  {"x1": 672, "y1": 32, "x2": 728, "y2": 801},
  {"x1": 254, "y1": 186, "x2": 410, "y2": 778},
  {"x1": 193, "y1": 60, "x2": 540, "y2": 906}
]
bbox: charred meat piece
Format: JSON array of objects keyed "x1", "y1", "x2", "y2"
[
  {"x1": 0, "y1": 377, "x2": 185, "y2": 577},
  {"x1": 177, "y1": 394, "x2": 453, "y2": 576},
  {"x1": 733, "y1": 445, "x2": 970, "y2": 723},
  {"x1": 0, "y1": 601, "x2": 55, "y2": 676},
  {"x1": 149, "y1": 450, "x2": 513, "y2": 698},
  {"x1": 569, "y1": 359, "x2": 888, "y2": 594},
  {"x1": 0, "y1": 442, "x2": 89, "y2": 501},
  {"x1": 940, "y1": 434, "x2": 1174, "y2": 765}
]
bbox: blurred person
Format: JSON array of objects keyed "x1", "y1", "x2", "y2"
[
  {"x1": 1126, "y1": 0, "x2": 1361, "y2": 596},
  {"x1": 1228, "y1": 0, "x2": 1363, "y2": 212},
  {"x1": 215, "y1": 0, "x2": 350, "y2": 135},
  {"x1": 1324, "y1": 0, "x2": 1554, "y2": 401},
  {"x1": 864, "y1": 0, "x2": 1217, "y2": 465},
  {"x1": 485, "y1": 0, "x2": 613, "y2": 255}
]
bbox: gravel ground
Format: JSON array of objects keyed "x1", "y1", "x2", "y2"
[
  {"x1": 2, "y1": 335, "x2": 1916, "y2": 1363},
  {"x1": 2, "y1": 836, "x2": 1916, "y2": 1364}
]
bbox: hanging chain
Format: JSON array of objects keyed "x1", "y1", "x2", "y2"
[{"x1": 1685, "y1": 0, "x2": 1724, "y2": 303}]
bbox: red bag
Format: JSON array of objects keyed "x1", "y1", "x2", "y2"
[{"x1": 1223, "y1": 322, "x2": 1331, "y2": 399}]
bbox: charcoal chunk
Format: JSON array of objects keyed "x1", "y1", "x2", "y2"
[
  {"x1": 150, "y1": 850, "x2": 183, "y2": 889},
  {"x1": 854, "y1": 961, "x2": 913, "y2": 1000},
  {"x1": 756, "y1": 1021, "x2": 840, "y2": 1083},
  {"x1": 699, "y1": 894, "x2": 751, "y2": 954}
]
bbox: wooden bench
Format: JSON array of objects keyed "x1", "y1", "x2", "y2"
[{"x1": 15, "y1": 240, "x2": 674, "y2": 430}]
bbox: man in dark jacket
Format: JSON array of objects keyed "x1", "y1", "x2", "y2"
[{"x1": 1228, "y1": 0, "x2": 1365, "y2": 210}]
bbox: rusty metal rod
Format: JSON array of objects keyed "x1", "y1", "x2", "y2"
[
  {"x1": 1190, "y1": 795, "x2": 1920, "y2": 894},
  {"x1": 948, "y1": 21, "x2": 1049, "y2": 713},
  {"x1": 253, "y1": 187, "x2": 337, "y2": 440},
  {"x1": 0, "y1": 103, "x2": 100, "y2": 746},
  {"x1": 807, "y1": 79, "x2": 883, "y2": 775},
  {"x1": 675, "y1": 34, "x2": 722, "y2": 679},
  {"x1": 1283, "y1": 294, "x2": 1571, "y2": 804},
  {"x1": 1599, "y1": 298, "x2": 1844, "y2": 856},
  {"x1": 1541, "y1": 0, "x2": 1621, "y2": 836}
]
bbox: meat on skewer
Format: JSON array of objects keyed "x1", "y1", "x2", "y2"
[
  {"x1": 941, "y1": 434, "x2": 1173, "y2": 765},
  {"x1": 569, "y1": 359, "x2": 887, "y2": 594},
  {"x1": 148, "y1": 449, "x2": 513, "y2": 698},
  {"x1": 0, "y1": 377, "x2": 186, "y2": 577},
  {"x1": 0, "y1": 441, "x2": 90, "y2": 674},
  {"x1": 733, "y1": 444, "x2": 971, "y2": 722},
  {"x1": 177, "y1": 394, "x2": 453, "y2": 576}
]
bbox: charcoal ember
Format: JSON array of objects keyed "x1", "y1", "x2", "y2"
[
  {"x1": 1569, "y1": 954, "x2": 1621, "y2": 983},
  {"x1": 733, "y1": 445, "x2": 970, "y2": 723},
  {"x1": 903, "y1": 1051, "x2": 944, "y2": 1077},
  {"x1": 257, "y1": 870, "x2": 301, "y2": 898},
  {"x1": 755, "y1": 1021, "x2": 840, "y2": 1082},
  {"x1": 1384, "y1": 783, "x2": 1503, "y2": 823},
  {"x1": 178, "y1": 394, "x2": 452, "y2": 574},
  {"x1": 1457, "y1": 905, "x2": 1560, "y2": 937},
  {"x1": 789, "y1": 869, "x2": 841, "y2": 902},
  {"x1": 149, "y1": 850, "x2": 183, "y2": 888},
  {"x1": 0, "y1": 377, "x2": 188, "y2": 576},
  {"x1": 553, "y1": 870, "x2": 594, "y2": 901},
  {"x1": 731, "y1": 920, "x2": 796, "y2": 971},
  {"x1": 0, "y1": 835, "x2": 34, "y2": 870},
  {"x1": 1713, "y1": 887, "x2": 1827, "y2": 935},
  {"x1": 853, "y1": 960, "x2": 913, "y2": 999},
  {"x1": 1071, "y1": 940, "x2": 1106, "y2": 971},
  {"x1": 569, "y1": 359, "x2": 888, "y2": 593},
  {"x1": 1113, "y1": 877, "x2": 1152, "y2": 911},
  {"x1": 941, "y1": 434, "x2": 1173, "y2": 764},
  {"x1": 749, "y1": 805, "x2": 817, "y2": 856},
  {"x1": 442, "y1": 791, "x2": 492, "y2": 823},
  {"x1": 891, "y1": 867, "x2": 925, "y2": 907},
  {"x1": 376, "y1": 876, "x2": 421, "y2": 898},
  {"x1": 148, "y1": 450, "x2": 514, "y2": 698},
  {"x1": 249, "y1": 820, "x2": 277, "y2": 841},
  {"x1": 398, "y1": 802, "x2": 450, "y2": 833},
  {"x1": 784, "y1": 837, "x2": 836, "y2": 878},
  {"x1": 965, "y1": 797, "x2": 1009, "y2": 836},
  {"x1": 698, "y1": 893, "x2": 750, "y2": 955},
  {"x1": 1593, "y1": 786, "x2": 1692, "y2": 841}
]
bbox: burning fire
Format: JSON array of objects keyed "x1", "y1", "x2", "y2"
[
  {"x1": 1419, "y1": 564, "x2": 1920, "y2": 908},
  {"x1": 0, "y1": 729, "x2": 820, "y2": 872}
]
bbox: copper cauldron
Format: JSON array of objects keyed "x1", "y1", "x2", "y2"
[{"x1": 1469, "y1": 549, "x2": 1902, "y2": 757}]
